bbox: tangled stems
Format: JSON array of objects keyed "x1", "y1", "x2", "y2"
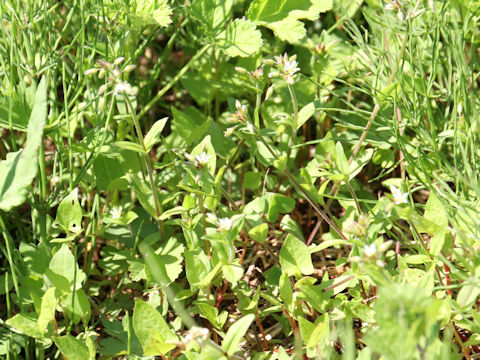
[
  {"x1": 249, "y1": 122, "x2": 347, "y2": 241},
  {"x1": 123, "y1": 94, "x2": 164, "y2": 237}
]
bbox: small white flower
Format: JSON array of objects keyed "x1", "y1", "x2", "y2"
[
  {"x1": 284, "y1": 59, "x2": 300, "y2": 76},
  {"x1": 110, "y1": 206, "x2": 123, "y2": 219},
  {"x1": 194, "y1": 152, "x2": 212, "y2": 166},
  {"x1": 114, "y1": 81, "x2": 134, "y2": 95},
  {"x1": 385, "y1": 3, "x2": 395, "y2": 11},
  {"x1": 390, "y1": 185, "x2": 408, "y2": 204},
  {"x1": 217, "y1": 217, "x2": 234, "y2": 231},
  {"x1": 364, "y1": 243, "x2": 377, "y2": 257},
  {"x1": 235, "y1": 100, "x2": 247, "y2": 115}
]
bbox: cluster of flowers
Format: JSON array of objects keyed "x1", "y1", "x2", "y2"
[{"x1": 85, "y1": 56, "x2": 136, "y2": 96}]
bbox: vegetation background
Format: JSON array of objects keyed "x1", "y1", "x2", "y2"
[{"x1": 1, "y1": 0, "x2": 480, "y2": 359}]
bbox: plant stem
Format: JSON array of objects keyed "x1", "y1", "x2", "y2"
[
  {"x1": 123, "y1": 94, "x2": 164, "y2": 237},
  {"x1": 253, "y1": 125, "x2": 347, "y2": 241},
  {"x1": 0, "y1": 214, "x2": 23, "y2": 312},
  {"x1": 286, "y1": 84, "x2": 298, "y2": 160},
  {"x1": 38, "y1": 140, "x2": 48, "y2": 245}
]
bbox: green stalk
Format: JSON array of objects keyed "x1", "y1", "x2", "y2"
[
  {"x1": 123, "y1": 94, "x2": 164, "y2": 236},
  {"x1": 254, "y1": 84, "x2": 261, "y2": 129},
  {"x1": 0, "y1": 215, "x2": 23, "y2": 313},
  {"x1": 38, "y1": 140, "x2": 48, "y2": 245},
  {"x1": 62, "y1": 62, "x2": 73, "y2": 191},
  {"x1": 286, "y1": 84, "x2": 298, "y2": 160}
]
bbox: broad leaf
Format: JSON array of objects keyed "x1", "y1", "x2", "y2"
[
  {"x1": 65, "y1": 290, "x2": 91, "y2": 325},
  {"x1": 172, "y1": 106, "x2": 211, "y2": 146},
  {"x1": 130, "y1": 0, "x2": 172, "y2": 27},
  {"x1": 222, "y1": 314, "x2": 255, "y2": 356},
  {"x1": 7, "y1": 313, "x2": 44, "y2": 339},
  {"x1": 49, "y1": 244, "x2": 86, "y2": 290},
  {"x1": 37, "y1": 287, "x2": 58, "y2": 334},
  {"x1": 185, "y1": 248, "x2": 211, "y2": 290},
  {"x1": 249, "y1": 223, "x2": 269, "y2": 244},
  {"x1": 266, "y1": 193, "x2": 296, "y2": 223},
  {"x1": 191, "y1": 0, "x2": 233, "y2": 34},
  {"x1": 216, "y1": 19, "x2": 263, "y2": 57},
  {"x1": 55, "y1": 188, "x2": 83, "y2": 234},
  {"x1": 92, "y1": 155, "x2": 125, "y2": 191},
  {"x1": 0, "y1": 77, "x2": 46, "y2": 211},
  {"x1": 144, "y1": 117, "x2": 168, "y2": 152},
  {"x1": 279, "y1": 234, "x2": 314, "y2": 277},
  {"x1": 133, "y1": 299, "x2": 177, "y2": 356},
  {"x1": 247, "y1": 0, "x2": 332, "y2": 43},
  {"x1": 53, "y1": 335, "x2": 90, "y2": 360}
]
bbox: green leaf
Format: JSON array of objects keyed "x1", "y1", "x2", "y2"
[
  {"x1": 130, "y1": 0, "x2": 172, "y2": 27},
  {"x1": 216, "y1": 19, "x2": 263, "y2": 57},
  {"x1": 243, "y1": 171, "x2": 262, "y2": 190},
  {"x1": 196, "y1": 302, "x2": 221, "y2": 328},
  {"x1": 133, "y1": 299, "x2": 177, "y2": 356},
  {"x1": 93, "y1": 155, "x2": 125, "y2": 191},
  {"x1": 185, "y1": 249, "x2": 211, "y2": 290},
  {"x1": 191, "y1": 0, "x2": 233, "y2": 34},
  {"x1": 0, "y1": 77, "x2": 46, "y2": 212},
  {"x1": 279, "y1": 272, "x2": 293, "y2": 308},
  {"x1": 280, "y1": 215, "x2": 304, "y2": 241},
  {"x1": 297, "y1": 101, "x2": 315, "y2": 130},
  {"x1": 334, "y1": 141, "x2": 350, "y2": 179},
  {"x1": 56, "y1": 188, "x2": 83, "y2": 234},
  {"x1": 349, "y1": 148, "x2": 373, "y2": 181},
  {"x1": 0, "y1": 89, "x2": 33, "y2": 131},
  {"x1": 115, "y1": 141, "x2": 146, "y2": 154},
  {"x1": 247, "y1": 0, "x2": 332, "y2": 43},
  {"x1": 65, "y1": 290, "x2": 91, "y2": 325},
  {"x1": 127, "y1": 173, "x2": 159, "y2": 218},
  {"x1": 248, "y1": 223, "x2": 269, "y2": 244},
  {"x1": 298, "y1": 316, "x2": 315, "y2": 345},
  {"x1": 424, "y1": 192, "x2": 448, "y2": 229},
  {"x1": 138, "y1": 242, "x2": 170, "y2": 287},
  {"x1": 266, "y1": 193, "x2": 296, "y2": 223},
  {"x1": 144, "y1": 117, "x2": 168, "y2": 152},
  {"x1": 296, "y1": 281, "x2": 329, "y2": 313},
  {"x1": 7, "y1": 313, "x2": 44, "y2": 339},
  {"x1": 49, "y1": 244, "x2": 86, "y2": 290},
  {"x1": 172, "y1": 106, "x2": 211, "y2": 146},
  {"x1": 138, "y1": 237, "x2": 185, "y2": 285},
  {"x1": 37, "y1": 287, "x2": 58, "y2": 334},
  {"x1": 457, "y1": 280, "x2": 480, "y2": 310},
  {"x1": 256, "y1": 141, "x2": 276, "y2": 166},
  {"x1": 222, "y1": 263, "x2": 244, "y2": 286},
  {"x1": 307, "y1": 314, "x2": 330, "y2": 349},
  {"x1": 53, "y1": 335, "x2": 90, "y2": 360},
  {"x1": 222, "y1": 314, "x2": 255, "y2": 356},
  {"x1": 279, "y1": 234, "x2": 314, "y2": 277}
]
